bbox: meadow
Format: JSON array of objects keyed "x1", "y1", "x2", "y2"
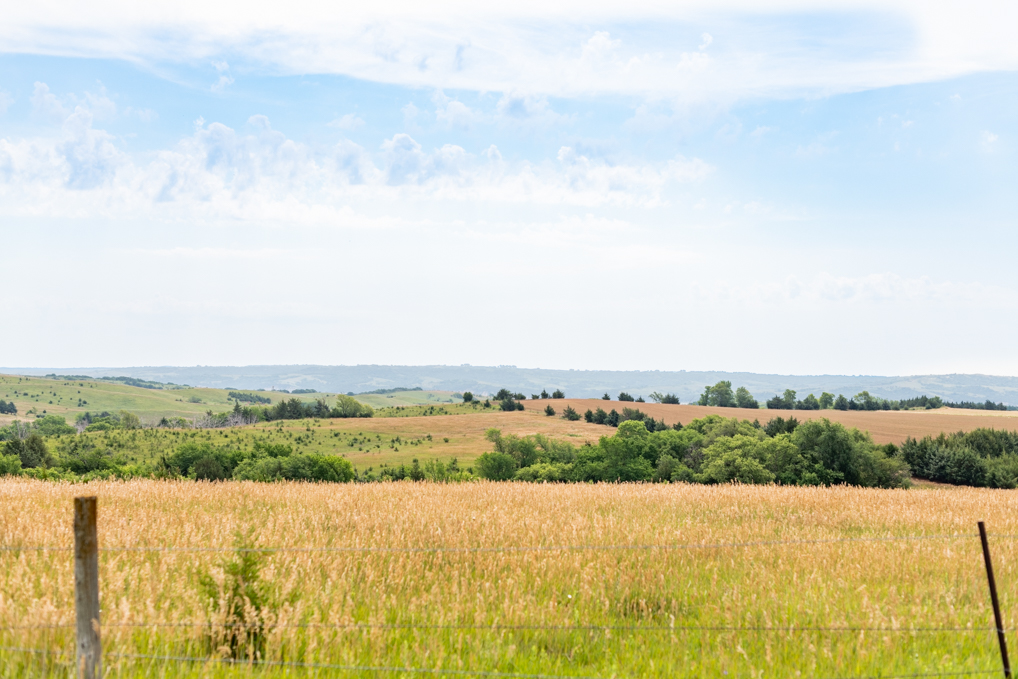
[{"x1": 2, "y1": 479, "x2": 1017, "y2": 678}]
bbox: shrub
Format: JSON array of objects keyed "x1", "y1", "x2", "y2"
[
  {"x1": 764, "y1": 416, "x2": 799, "y2": 437},
  {"x1": 462, "y1": 392, "x2": 474, "y2": 403},
  {"x1": 583, "y1": 409, "x2": 594, "y2": 422},
  {"x1": 476, "y1": 452, "x2": 518, "y2": 480},
  {"x1": 561, "y1": 406, "x2": 581, "y2": 421},
  {"x1": 552, "y1": 389, "x2": 565, "y2": 399},
  {"x1": 618, "y1": 392, "x2": 635, "y2": 402},
  {"x1": 499, "y1": 397, "x2": 518, "y2": 412},
  {"x1": 602, "y1": 393, "x2": 611, "y2": 400},
  {"x1": 198, "y1": 535, "x2": 271, "y2": 660},
  {"x1": 0, "y1": 454, "x2": 22, "y2": 476},
  {"x1": 545, "y1": 405, "x2": 556, "y2": 417}
]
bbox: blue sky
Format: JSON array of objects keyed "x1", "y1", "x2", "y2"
[{"x1": 1, "y1": 1, "x2": 1016, "y2": 375}]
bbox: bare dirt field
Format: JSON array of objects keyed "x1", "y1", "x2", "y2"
[{"x1": 523, "y1": 399, "x2": 1018, "y2": 445}]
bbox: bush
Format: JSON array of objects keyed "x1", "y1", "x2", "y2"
[
  {"x1": 561, "y1": 406, "x2": 581, "y2": 421},
  {"x1": 499, "y1": 397, "x2": 518, "y2": 412},
  {"x1": 618, "y1": 392, "x2": 635, "y2": 402},
  {"x1": 551, "y1": 389, "x2": 565, "y2": 399},
  {"x1": 462, "y1": 392, "x2": 474, "y2": 403},
  {"x1": 7, "y1": 434, "x2": 53, "y2": 469},
  {"x1": 545, "y1": 405, "x2": 556, "y2": 417},
  {"x1": 0, "y1": 454, "x2": 22, "y2": 476},
  {"x1": 764, "y1": 416, "x2": 799, "y2": 437},
  {"x1": 476, "y1": 452, "x2": 518, "y2": 480}
]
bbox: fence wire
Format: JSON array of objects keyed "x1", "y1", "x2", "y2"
[
  {"x1": 1, "y1": 531, "x2": 1000, "y2": 555},
  {"x1": 0, "y1": 621, "x2": 1000, "y2": 634}
]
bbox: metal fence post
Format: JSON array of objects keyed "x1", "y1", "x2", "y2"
[
  {"x1": 980, "y1": 521, "x2": 1011, "y2": 679},
  {"x1": 74, "y1": 496, "x2": 101, "y2": 679}
]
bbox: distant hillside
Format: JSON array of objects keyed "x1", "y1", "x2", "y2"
[{"x1": 5, "y1": 365, "x2": 1018, "y2": 405}]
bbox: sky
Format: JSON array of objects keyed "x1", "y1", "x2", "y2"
[{"x1": 1, "y1": 0, "x2": 1016, "y2": 375}]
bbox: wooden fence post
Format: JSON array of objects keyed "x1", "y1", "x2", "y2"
[
  {"x1": 980, "y1": 521, "x2": 1011, "y2": 679},
  {"x1": 74, "y1": 496, "x2": 101, "y2": 679}
]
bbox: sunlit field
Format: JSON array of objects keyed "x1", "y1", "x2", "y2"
[{"x1": 2, "y1": 479, "x2": 1017, "y2": 678}]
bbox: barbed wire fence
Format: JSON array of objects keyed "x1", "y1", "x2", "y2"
[{"x1": 0, "y1": 497, "x2": 1013, "y2": 679}]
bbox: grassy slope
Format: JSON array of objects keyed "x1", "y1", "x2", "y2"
[
  {"x1": 47, "y1": 406, "x2": 607, "y2": 471},
  {"x1": 353, "y1": 390, "x2": 461, "y2": 407},
  {"x1": 0, "y1": 374, "x2": 341, "y2": 426}
]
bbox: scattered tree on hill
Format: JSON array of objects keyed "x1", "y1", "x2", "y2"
[
  {"x1": 552, "y1": 389, "x2": 565, "y2": 399},
  {"x1": 602, "y1": 393, "x2": 611, "y2": 400},
  {"x1": 540, "y1": 390, "x2": 550, "y2": 399},
  {"x1": 698, "y1": 381, "x2": 737, "y2": 407},
  {"x1": 462, "y1": 392, "x2": 474, "y2": 403},
  {"x1": 561, "y1": 406, "x2": 581, "y2": 421},
  {"x1": 649, "y1": 392, "x2": 680, "y2": 404},
  {"x1": 545, "y1": 405, "x2": 556, "y2": 417},
  {"x1": 618, "y1": 392, "x2": 635, "y2": 402},
  {"x1": 735, "y1": 387, "x2": 759, "y2": 409}
]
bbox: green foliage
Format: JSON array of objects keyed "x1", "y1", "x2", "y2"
[
  {"x1": 649, "y1": 392, "x2": 680, "y2": 404},
  {"x1": 698, "y1": 381, "x2": 736, "y2": 407},
  {"x1": 197, "y1": 534, "x2": 271, "y2": 660},
  {"x1": 561, "y1": 405, "x2": 581, "y2": 421},
  {"x1": 229, "y1": 391, "x2": 272, "y2": 404},
  {"x1": 618, "y1": 392, "x2": 635, "y2": 402},
  {"x1": 476, "y1": 451, "x2": 518, "y2": 480},
  {"x1": 797, "y1": 394, "x2": 820, "y2": 410},
  {"x1": 0, "y1": 454, "x2": 22, "y2": 476},
  {"x1": 551, "y1": 389, "x2": 565, "y2": 399},
  {"x1": 764, "y1": 416, "x2": 799, "y2": 437},
  {"x1": 602, "y1": 393, "x2": 611, "y2": 400},
  {"x1": 6, "y1": 433, "x2": 53, "y2": 469},
  {"x1": 462, "y1": 392, "x2": 474, "y2": 403},
  {"x1": 899, "y1": 429, "x2": 1018, "y2": 488},
  {"x1": 544, "y1": 404, "x2": 556, "y2": 416},
  {"x1": 498, "y1": 397, "x2": 519, "y2": 412},
  {"x1": 735, "y1": 387, "x2": 759, "y2": 409},
  {"x1": 819, "y1": 393, "x2": 835, "y2": 409},
  {"x1": 33, "y1": 415, "x2": 75, "y2": 436}
]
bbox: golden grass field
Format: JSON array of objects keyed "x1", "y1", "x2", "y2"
[
  {"x1": 526, "y1": 399, "x2": 1018, "y2": 445},
  {"x1": 3, "y1": 479, "x2": 1018, "y2": 678}
]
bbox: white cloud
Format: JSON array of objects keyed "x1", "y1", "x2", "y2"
[
  {"x1": 432, "y1": 91, "x2": 483, "y2": 130},
  {"x1": 328, "y1": 113, "x2": 365, "y2": 130},
  {"x1": 0, "y1": 116, "x2": 713, "y2": 221},
  {"x1": 495, "y1": 91, "x2": 569, "y2": 127},
  {"x1": 6, "y1": 2, "x2": 1016, "y2": 103},
  {"x1": 31, "y1": 82, "x2": 68, "y2": 121}
]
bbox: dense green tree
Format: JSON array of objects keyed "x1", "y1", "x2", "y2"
[
  {"x1": 561, "y1": 406, "x2": 581, "y2": 421},
  {"x1": 819, "y1": 393, "x2": 835, "y2": 409},
  {"x1": 618, "y1": 392, "x2": 635, "y2": 402},
  {"x1": 476, "y1": 452, "x2": 518, "y2": 481},
  {"x1": 797, "y1": 394, "x2": 820, "y2": 410},
  {"x1": 545, "y1": 405, "x2": 556, "y2": 416},
  {"x1": 735, "y1": 387, "x2": 758, "y2": 409},
  {"x1": 462, "y1": 392, "x2": 474, "y2": 403},
  {"x1": 698, "y1": 381, "x2": 736, "y2": 407},
  {"x1": 552, "y1": 389, "x2": 565, "y2": 399}
]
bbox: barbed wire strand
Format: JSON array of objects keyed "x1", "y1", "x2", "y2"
[
  {"x1": 1, "y1": 532, "x2": 1000, "y2": 555},
  {"x1": 0, "y1": 621, "x2": 998, "y2": 634}
]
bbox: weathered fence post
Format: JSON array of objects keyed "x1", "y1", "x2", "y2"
[
  {"x1": 74, "y1": 496, "x2": 101, "y2": 679},
  {"x1": 980, "y1": 521, "x2": 1011, "y2": 679}
]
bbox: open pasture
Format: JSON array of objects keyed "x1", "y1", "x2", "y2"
[
  {"x1": 54, "y1": 409, "x2": 606, "y2": 472},
  {"x1": 2, "y1": 479, "x2": 1017, "y2": 678},
  {"x1": 0, "y1": 374, "x2": 328, "y2": 426},
  {"x1": 529, "y1": 399, "x2": 1018, "y2": 445}
]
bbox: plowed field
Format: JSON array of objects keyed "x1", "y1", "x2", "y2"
[{"x1": 523, "y1": 399, "x2": 1018, "y2": 444}]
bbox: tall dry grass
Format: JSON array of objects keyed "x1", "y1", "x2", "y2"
[{"x1": 2, "y1": 479, "x2": 1018, "y2": 678}]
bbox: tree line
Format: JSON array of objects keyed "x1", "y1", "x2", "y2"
[{"x1": 473, "y1": 415, "x2": 910, "y2": 487}]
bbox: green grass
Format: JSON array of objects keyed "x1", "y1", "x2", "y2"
[
  {"x1": 353, "y1": 390, "x2": 463, "y2": 407},
  {"x1": 0, "y1": 374, "x2": 355, "y2": 425}
]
